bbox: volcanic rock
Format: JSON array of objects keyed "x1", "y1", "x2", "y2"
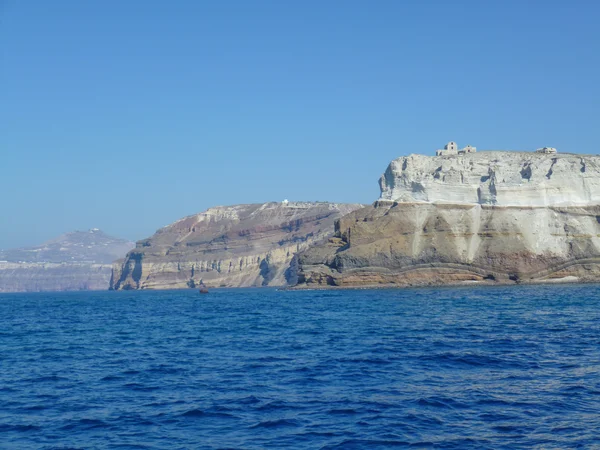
[
  {"x1": 110, "y1": 202, "x2": 363, "y2": 290},
  {"x1": 296, "y1": 151, "x2": 600, "y2": 287}
]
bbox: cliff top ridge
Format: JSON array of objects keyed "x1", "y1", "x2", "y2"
[{"x1": 380, "y1": 150, "x2": 600, "y2": 207}]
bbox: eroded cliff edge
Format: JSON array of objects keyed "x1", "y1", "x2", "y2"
[
  {"x1": 110, "y1": 202, "x2": 363, "y2": 290},
  {"x1": 296, "y1": 151, "x2": 600, "y2": 287}
]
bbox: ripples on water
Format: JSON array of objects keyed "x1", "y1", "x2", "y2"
[{"x1": 1, "y1": 285, "x2": 600, "y2": 449}]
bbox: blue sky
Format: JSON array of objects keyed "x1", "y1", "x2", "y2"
[{"x1": 1, "y1": 0, "x2": 599, "y2": 248}]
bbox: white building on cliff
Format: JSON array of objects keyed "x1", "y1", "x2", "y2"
[
  {"x1": 536, "y1": 147, "x2": 557, "y2": 154},
  {"x1": 436, "y1": 141, "x2": 477, "y2": 156}
]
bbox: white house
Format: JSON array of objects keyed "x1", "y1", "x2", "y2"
[
  {"x1": 436, "y1": 141, "x2": 477, "y2": 156},
  {"x1": 536, "y1": 147, "x2": 557, "y2": 154}
]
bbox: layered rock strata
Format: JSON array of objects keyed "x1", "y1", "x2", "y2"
[
  {"x1": 379, "y1": 151, "x2": 600, "y2": 206},
  {"x1": 0, "y1": 262, "x2": 114, "y2": 292},
  {"x1": 0, "y1": 229, "x2": 134, "y2": 292},
  {"x1": 110, "y1": 202, "x2": 363, "y2": 290},
  {"x1": 296, "y1": 151, "x2": 600, "y2": 287}
]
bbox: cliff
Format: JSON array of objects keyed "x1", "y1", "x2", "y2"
[
  {"x1": 110, "y1": 202, "x2": 364, "y2": 290},
  {"x1": 296, "y1": 151, "x2": 600, "y2": 287},
  {"x1": 0, "y1": 229, "x2": 135, "y2": 292},
  {"x1": 0, "y1": 262, "x2": 115, "y2": 292},
  {"x1": 379, "y1": 151, "x2": 600, "y2": 206}
]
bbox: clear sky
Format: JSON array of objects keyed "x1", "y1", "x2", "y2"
[{"x1": 1, "y1": 0, "x2": 599, "y2": 248}]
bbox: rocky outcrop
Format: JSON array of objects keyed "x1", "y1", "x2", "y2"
[
  {"x1": 110, "y1": 202, "x2": 364, "y2": 290},
  {"x1": 379, "y1": 151, "x2": 600, "y2": 206},
  {"x1": 0, "y1": 229, "x2": 134, "y2": 292},
  {"x1": 296, "y1": 152, "x2": 600, "y2": 287}
]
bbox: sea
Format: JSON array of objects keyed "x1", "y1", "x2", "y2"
[{"x1": 1, "y1": 285, "x2": 600, "y2": 449}]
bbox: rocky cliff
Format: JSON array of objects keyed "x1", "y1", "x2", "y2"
[
  {"x1": 110, "y1": 202, "x2": 364, "y2": 290},
  {"x1": 0, "y1": 262, "x2": 115, "y2": 292},
  {"x1": 379, "y1": 151, "x2": 600, "y2": 206},
  {"x1": 296, "y1": 151, "x2": 600, "y2": 287},
  {"x1": 0, "y1": 229, "x2": 135, "y2": 292}
]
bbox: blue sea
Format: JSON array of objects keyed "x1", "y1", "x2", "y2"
[{"x1": 2, "y1": 285, "x2": 600, "y2": 449}]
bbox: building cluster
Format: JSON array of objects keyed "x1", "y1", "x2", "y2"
[
  {"x1": 435, "y1": 141, "x2": 559, "y2": 156},
  {"x1": 535, "y1": 147, "x2": 557, "y2": 154},
  {"x1": 435, "y1": 142, "x2": 477, "y2": 156}
]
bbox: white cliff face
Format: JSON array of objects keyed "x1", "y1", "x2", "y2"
[
  {"x1": 379, "y1": 152, "x2": 600, "y2": 206},
  {"x1": 296, "y1": 150, "x2": 600, "y2": 288}
]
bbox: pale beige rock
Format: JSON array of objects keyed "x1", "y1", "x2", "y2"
[
  {"x1": 379, "y1": 152, "x2": 600, "y2": 206},
  {"x1": 296, "y1": 151, "x2": 600, "y2": 288}
]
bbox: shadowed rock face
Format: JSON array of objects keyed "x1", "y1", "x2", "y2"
[
  {"x1": 296, "y1": 152, "x2": 600, "y2": 288},
  {"x1": 0, "y1": 230, "x2": 135, "y2": 292},
  {"x1": 110, "y1": 202, "x2": 364, "y2": 290}
]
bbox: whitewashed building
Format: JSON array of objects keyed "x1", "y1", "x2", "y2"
[
  {"x1": 536, "y1": 147, "x2": 557, "y2": 154},
  {"x1": 436, "y1": 141, "x2": 477, "y2": 156}
]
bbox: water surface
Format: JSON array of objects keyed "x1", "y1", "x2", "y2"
[{"x1": 1, "y1": 285, "x2": 600, "y2": 449}]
